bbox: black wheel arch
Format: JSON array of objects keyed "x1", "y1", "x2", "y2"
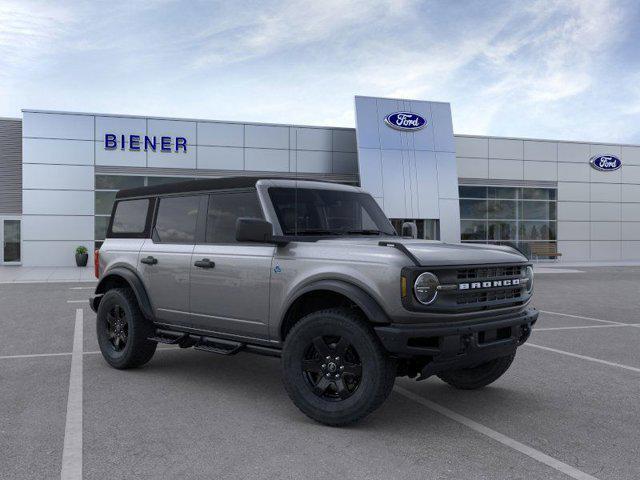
[
  {"x1": 93, "y1": 266, "x2": 154, "y2": 320},
  {"x1": 280, "y1": 279, "x2": 390, "y2": 341}
]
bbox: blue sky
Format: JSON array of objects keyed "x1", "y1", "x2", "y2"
[{"x1": 1, "y1": 0, "x2": 639, "y2": 142}]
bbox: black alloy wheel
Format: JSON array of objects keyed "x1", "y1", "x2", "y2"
[
  {"x1": 302, "y1": 335, "x2": 363, "y2": 401},
  {"x1": 105, "y1": 304, "x2": 129, "y2": 352}
]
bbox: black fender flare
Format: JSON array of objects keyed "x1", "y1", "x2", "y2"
[
  {"x1": 283, "y1": 279, "x2": 390, "y2": 327},
  {"x1": 93, "y1": 266, "x2": 154, "y2": 320}
]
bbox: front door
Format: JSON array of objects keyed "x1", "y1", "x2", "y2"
[
  {"x1": 189, "y1": 190, "x2": 274, "y2": 340},
  {"x1": 0, "y1": 217, "x2": 21, "y2": 264},
  {"x1": 139, "y1": 195, "x2": 201, "y2": 325}
]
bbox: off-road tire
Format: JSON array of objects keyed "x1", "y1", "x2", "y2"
[
  {"x1": 437, "y1": 352, "x2": 516, "y2": 390},
  {"x1": 96, "y1": 287, "x2": 157, "y2": 369},
  {"x1": 281, "y1": 308, "x2": 396, "y2": 426}
]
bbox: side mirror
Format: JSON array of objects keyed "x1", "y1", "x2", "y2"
[{"x1": 236, "y1": 217, "x2": 274, "y2": 243}]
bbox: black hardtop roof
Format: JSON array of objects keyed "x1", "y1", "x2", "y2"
[{"x1": 115, "y1": 176, "x2": 335, "y2": 199}]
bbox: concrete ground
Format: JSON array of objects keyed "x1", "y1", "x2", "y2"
[{"x1": 1, "y1": 267, "x2": 639, "y2": 479}]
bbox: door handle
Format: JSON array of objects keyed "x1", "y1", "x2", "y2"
[
  {"x1": 194, "y1": 258, "x2": 215, "y2": 269},
  {"x1": 141, "y1": 256, "x2": 158, "y2": 265}
]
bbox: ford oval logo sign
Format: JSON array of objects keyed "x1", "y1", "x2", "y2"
[
  {"x1": 590, "y1": 155, "x2": 622, "y2": 172},
  {"x1": 384, "y1": 112, "x2": 427, "y2": 131}
]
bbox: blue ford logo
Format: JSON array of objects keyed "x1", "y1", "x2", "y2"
[
  {"x1": 590, "y1": 155, "x2": 621, "y2": 171},
  {"x1": 384, "y1": 112, "x2": 427, "y2": 131}
]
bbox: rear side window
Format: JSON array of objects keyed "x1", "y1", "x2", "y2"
[
  {"x1": 111, "y1": 199, "x2": 150, "y2": 234},
  {"x1": 154, "y1": 195, "x2": 200, "y2": 243},
  {"x1": 206, "y1": 191, "x2": 263, "y2": 243}
]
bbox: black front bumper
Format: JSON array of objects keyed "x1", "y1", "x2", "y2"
[{"x1": 374, "y1": 308, "x2": 538, "y2": 379}]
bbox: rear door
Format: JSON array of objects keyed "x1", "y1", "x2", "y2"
[
  {"x1": 139, "y1": 194, "x2": 202, "y2": 326},
  {"x1": 189, "y1": 190, "x2": 274, "y2": 339}
]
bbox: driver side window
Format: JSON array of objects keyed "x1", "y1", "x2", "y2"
[{"x1": 205, "y1": 191, "x2": 263, "y2": 244}]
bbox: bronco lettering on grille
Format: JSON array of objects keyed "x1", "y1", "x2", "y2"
[{"x1": 458, "y1": 278, "x2": 520, "y2": 290}]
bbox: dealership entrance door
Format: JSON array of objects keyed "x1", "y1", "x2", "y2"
[{"x1": 0, "y1": 217, "x2": 21, "y2": 264}]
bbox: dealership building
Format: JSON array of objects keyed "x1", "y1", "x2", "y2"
[{"x1": 0, "y1": 95, "x2": 639, "y2": 267}]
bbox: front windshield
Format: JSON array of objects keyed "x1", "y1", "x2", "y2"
[{"x1": 268, "y1": 187, "x2": 396, "y2": 236}]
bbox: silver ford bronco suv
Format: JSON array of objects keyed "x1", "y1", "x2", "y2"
[{"x1": 91, "y1": 177, "x2": 538, "y2": 426}]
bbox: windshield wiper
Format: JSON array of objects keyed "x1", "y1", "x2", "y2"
[
  {"x1": 286, "y1": 229, "x2": 343, "y2": 236},
  {"x1": 345, "y1": 229, "x2": 385, "y2": 235}
]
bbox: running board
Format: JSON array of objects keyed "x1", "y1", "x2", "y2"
[
  {"x1": 194, "y1": 336, "x2": 243, "y2": 356},
  {"x1": 148, "y1": 328, "x2": 281, "y2": 357}
]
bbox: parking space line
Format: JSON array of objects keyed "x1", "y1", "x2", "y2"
[
  {"x1": 539, "y1": 310, "x2": 627, "y2": 326},
  {"x1": 394, "y1": 386, "x2": 599, "y2": 480},
  {"x1": 0, "y1": 352, "x2": 72, "y2": 360},
  {"x1": 524, "y1": 343, "x2": 640, "y2": 373},
  {"x1": 60, "y1": 309, "x2": 83, "y2": 480},
  {"x1": 66, "y1": 300, "x2": 87, "y2": 304},
  {"x1": 69, "y1": 286, "x2": 94, "y2": 290},
  {"x1": 535, "y1": 324, "x2": 640, "y2": 331}
]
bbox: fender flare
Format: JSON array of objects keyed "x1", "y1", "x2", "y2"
[
  {"x1": 283, "y1": 279, "x2": 390, "y2": 327},
  {"x1": 94, "y1": 266, "x2": 154, "y2": 320}
]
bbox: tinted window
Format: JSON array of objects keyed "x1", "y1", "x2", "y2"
[
  {"x1": 155, "y1": 196, "x2": 200, "y2": 243},
  {"x1": 111, "y1": 199, "x2": 149, "y2": 234},
  {"x1": 268, "y1": 188, "x2": 395, "y2": 235},
  {"x1": 206, "y1": 191, "x2": 263, "y2": 243}
]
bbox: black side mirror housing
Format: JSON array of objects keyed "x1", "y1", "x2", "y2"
[{"x1": 236, "y1": 217, "x2": 275, "y2": 243}]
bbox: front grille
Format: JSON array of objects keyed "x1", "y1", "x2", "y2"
[
  {"x1": 456, "y1": 265, "x2": 523, "y2": 281},
  {"x1": 457, "y1": 287, "x2": 522, "y2": 305}
]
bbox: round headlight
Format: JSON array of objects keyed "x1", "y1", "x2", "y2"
[
  {"x1": 414, "y1": 272, "x2": 440, "y2": 305},
  {"x1": 525, "y1": 266, "x2": 534, "y2": 293}
]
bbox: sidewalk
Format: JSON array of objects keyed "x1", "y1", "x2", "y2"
[{"x1": 0, "y1": 266, "x2": 97, "y2": 283}]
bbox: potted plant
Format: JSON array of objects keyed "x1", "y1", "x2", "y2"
[{"x1": 75, "y1": 246, "x2": 88, "y2": 267}]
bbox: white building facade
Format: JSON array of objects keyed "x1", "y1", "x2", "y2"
[{"x1": 0, "y1": 95, "x2": 638, "y2": 266}]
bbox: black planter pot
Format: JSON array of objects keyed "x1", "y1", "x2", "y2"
[{"x1": 75, "y1": 253, "x2": 88, "y2": 267}]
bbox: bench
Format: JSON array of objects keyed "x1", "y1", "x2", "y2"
[{"x1": 530, "y1": 243, "x2": 562, "y2": 261}]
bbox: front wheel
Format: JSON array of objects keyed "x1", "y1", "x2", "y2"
[
  {"x1": 437, "y1": 352, "x2": 516, "y2": 390},
  {"x1": 281, "y1": 308, "x2": 396, "y2": 426}
]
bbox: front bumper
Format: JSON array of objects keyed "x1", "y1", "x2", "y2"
[{"x1": 374, "y1": 308, "x2": 538, "y2": 379}]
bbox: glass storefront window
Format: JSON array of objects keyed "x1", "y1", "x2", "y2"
[
  {"x1": 95, "y1": 191, "x2": 117, "y2": 215},
  {"x1": 459, "y1": 185, "x2": 557, "y2": 258},
  {"x1": 461, "y1": 220, "x2": 487, "y2": 241},
  {"x1": 458, "y1": 186, "x2": 487, "y2": 199},
  {"x1": 3, "y1": 220, "x2": 20, "y2": 262},
  {"x1": 146, "y1": 176, "x2": 196, "y2": 186},
  {"x1": 460, "y1": 199, "x2": 488, "y2": 219},
  {"x1": 95, "y1": 216, "x2": 110, "y2": 241},
  {"x1": 95, "y1": 175, "x2": 145, "y2": 190},
  {"x1": 487, "y1": 187, "x2": 517, "y2": 199},
  {"x1": 487, "y1": 200, "x2": 517, "y2": 219}
]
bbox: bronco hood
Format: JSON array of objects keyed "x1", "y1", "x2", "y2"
[{"x1": 391, "y1": 239, "x2": 527, "y2": 266}]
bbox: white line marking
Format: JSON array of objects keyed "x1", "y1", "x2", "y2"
[
  {"x1": 60, "y1": 309, "x2": 83, "y2": 480},
  {"x1": 394, "y1": 386, "x2": 600, "y2": 480},
  {"x1": 539, "y1": 310, "x2": 625, "y2": 326},
  {"x1": 66, "y1": 300, "x2": 87, "y2": 304},
  {"x1": 0, "y1": 346, "x2": 182, "y2": 361},
  {"x1": 525, "y1": 343, "x2": 640, "y2": 373},
  {"x1": 0, "y1": 352, "x2": 72, "y2": 360},
  {"x1": 69, "y1": 286, "x2": 94, "y2": 290},
  {"x1": 534, "y1": 324, "x2": 640, "y2": 331}
]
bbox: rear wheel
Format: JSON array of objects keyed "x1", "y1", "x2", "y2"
[
  {"x1": 96, "y1": 288, "x2": 157, "y2": 369},
  {"x1": 437, "y1": 352, "x2": 516, "y2": 390},
  {"x1": 281, "y1": 308, "x2": 395, "y2": 426}
]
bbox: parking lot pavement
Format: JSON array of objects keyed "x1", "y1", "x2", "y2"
[{"x1": 1, "y1": 269, "x2": 640, "y2": 480}]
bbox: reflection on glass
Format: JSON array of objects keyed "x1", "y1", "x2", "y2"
[
  {"x1": 461, "y1": 220, "x2": 487, "y2": 241},
  {"x1": 95, "y1": 191, "x2": 117, "y2": 215},
  {"x1": 95, "y1": 175, "x2": 145, "y2": 190},
  {"x1": 460, "y1": 199, "x2": 488, "y2": 219},
  {"x1": 487, "y1": 187, "x2": 517, "y2": 199},
  {"x1": 94, "y1": 216, "x2": 109, "y2": 240},
  {"x1": 488, "y1": 221, "x2": 516, "y2": 241},
  {"x1": 487, "y1": 200, "x2": 516, "y2": 219},
  {"x1": 459, "y1": 186, "x2": 487, "y2": 199}
]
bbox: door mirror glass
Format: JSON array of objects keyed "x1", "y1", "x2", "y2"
[{"x1": 236, "y1": 218, "x2": 274, "y2": 243}]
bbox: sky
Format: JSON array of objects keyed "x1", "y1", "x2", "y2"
[{"x1": 1, "y1": 0, "x2": 639, "y2": 143}]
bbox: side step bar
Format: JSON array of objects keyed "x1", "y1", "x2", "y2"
[{"x1": 147, "y1": 329, "x2": 281, "y2": 358}]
